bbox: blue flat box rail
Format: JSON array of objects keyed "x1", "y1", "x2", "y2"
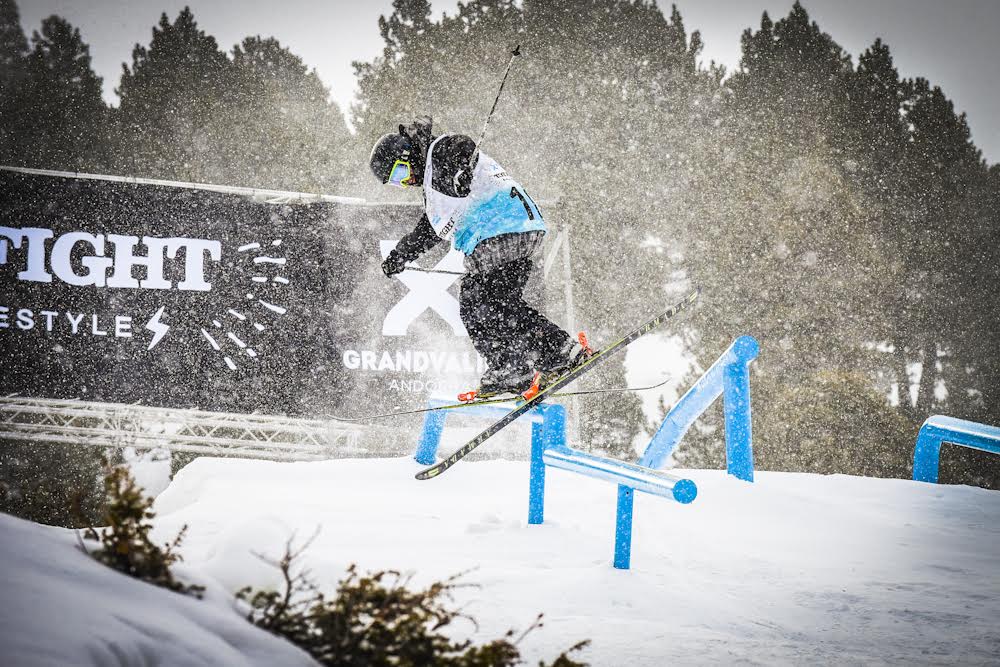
[
  {"x1": 529, "y1": 335, "x2": 759, "y2": 569},
  {"x1": 542, "y1": 446, "x2": 697, "y2": 503},
  {"x1": 411, "y1": 336, "x2": 759, "y2": 570},
  {"x1": 912, "y1": 415, "x2": 1000, "y2": 484}
]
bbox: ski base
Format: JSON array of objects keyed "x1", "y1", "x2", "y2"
[{"x1": 329, "y1": 378, "x2": 671, "y2": 423}]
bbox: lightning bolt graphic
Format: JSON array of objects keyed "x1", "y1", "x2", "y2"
[{"x1": 144, "y1": 306, "x2": 170, "y2": 350}]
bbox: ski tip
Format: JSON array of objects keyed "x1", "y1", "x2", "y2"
[{"x1": 415, "y1": 465, "x2": 442, "y2": 480}]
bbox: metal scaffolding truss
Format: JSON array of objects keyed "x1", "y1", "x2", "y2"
[{"x1": 0, "y1": 395, "x2": 365, "y2": 462}]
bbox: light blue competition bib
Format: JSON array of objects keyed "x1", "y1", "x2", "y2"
[{"x1": 423, "y1": 135, "x2": 546, "y2": 255}]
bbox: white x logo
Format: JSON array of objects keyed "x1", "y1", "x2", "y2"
[{"x1": 380, "y1": 241, "x2": 468, "y2": 337}]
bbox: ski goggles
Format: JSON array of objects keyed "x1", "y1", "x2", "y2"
[{"x1": 386, "y1": 159, "x2": 413, "y2": 188}]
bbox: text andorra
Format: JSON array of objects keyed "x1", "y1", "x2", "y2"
[{"x1": 0, "y1": 226, "x2": 222, "y2": 291}]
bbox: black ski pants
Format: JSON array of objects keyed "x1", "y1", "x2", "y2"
[{"x1": 459, "y1": 257, "x2": 571, "y2": 374}]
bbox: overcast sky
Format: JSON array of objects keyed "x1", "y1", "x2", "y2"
[{"x1": 18, "y1": 0, "x2": 1000, "y2": 163}]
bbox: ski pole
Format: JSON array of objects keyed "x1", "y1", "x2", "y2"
[
  {"x1": 473, "y1": 44, "x2": 521, "y2": 161},
  {"x1": 403, "y1": 265, "x2": 466, "y2": 276}
]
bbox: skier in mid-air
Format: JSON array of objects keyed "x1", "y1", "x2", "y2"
[{"x1": 370, "y1": 116, "x2": 592, "y2": 401}]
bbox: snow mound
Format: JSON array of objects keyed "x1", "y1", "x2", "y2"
[
  {"x1": 0, "y1": 513, "x2": 315, "y2": 667},
  {"x1": 148, "y1": 456, "x2": 1000, "y2": 665}
]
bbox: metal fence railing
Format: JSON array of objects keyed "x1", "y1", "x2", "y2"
[{"x1": 0, "y1": 394, "x2": 365, "y2": 462}]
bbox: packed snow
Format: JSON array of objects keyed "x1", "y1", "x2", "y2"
[
  {"x1": 5, "y1": 444, "x2": 1000, "y2": 665},
  {"x1": 22, "y1": 454, "x2": 990, "y2": 665},
  {"x1": 0, "y1": 512, "x2": 314, "y2": 667}
]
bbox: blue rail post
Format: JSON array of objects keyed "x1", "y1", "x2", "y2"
[
  {"x1": 722, "y1": 336, "x2": 757, "y2": 482},
  {"x1": 614, "y1": 486, "x2": 635, "y2": 569},
  {"x1": 528, "y1": 404, "x2": 565, "y2": 524},
  {"x1": 414, "y1": 410, "x2": 449, "y2": 465},
  {"x1": 912, "y1": 415, "x2": 1000, "y2": 483},
  {"x1": 640, "y1": 335, "x2": 758, "y2": 480}
]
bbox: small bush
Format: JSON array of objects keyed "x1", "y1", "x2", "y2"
[
  {"x1": 238, "y1": 536, "x2": 589, "y2": 667},
  {"x1": 80, "y1": 461, "x2": 203, "y2": 598}
]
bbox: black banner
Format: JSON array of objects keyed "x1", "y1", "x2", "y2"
[{"x1": 0, "y1": 169, "x2": 555, "y2": 417}]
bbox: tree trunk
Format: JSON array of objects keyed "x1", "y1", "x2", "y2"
[
  {"x1": 894, "y1": 346, "x2": 916, "y2": 421},
  {"x1": 913, "y1": 338, "x2": 938, "y2": 418}
]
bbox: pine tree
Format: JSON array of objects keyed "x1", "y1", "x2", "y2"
[
  {"x1": 0, "y1": 0, "x2": 25, "y2": 68},
  {"x1": 225, "y1": 36, "x2": 352, "y2": 191},
  {"x1": 730, "y1": 1, "x2": 853, "y2": 151},
  {"x1": 0, "y1": 0, "x2": 28, "y2": 162},
  {"x1": 708, "y1": 1, "x2": 885, "y2": 375},
  {"x1": 116, "y1": 7, "x2": 233, "y2": 181},
  {"x1": 887, "y1": 78, "x2": 988, "y2": 421},
  {"x1": 676, "y1": 3, "x2": 905, "y2": 472},
  {"x1": 352, "y1": 0, "x2": 439, "y2": 149},
  {"x1": 8, "y1": 15, "x2": 106, "y2": 170},
  {"x1": 840, "y1": 40, "x2": 917, "y2": 414},
  {"x1": 970, "y1": 166, "x2": 1000, "y2": 435},
  {"x1": 847, "y1": 39, "x2": 907, "y2": 190}
]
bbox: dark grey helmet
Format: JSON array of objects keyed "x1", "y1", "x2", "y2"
[{"x1": 368, "y1": 133, "x2": 414, "y2": 184}]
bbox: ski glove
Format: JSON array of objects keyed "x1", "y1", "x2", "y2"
[{"x1": 382, "y1": 250, "x2": 407, "y2": 277}]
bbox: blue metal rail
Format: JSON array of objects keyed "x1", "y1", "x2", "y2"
[{"x1": 912, "y1": 415, "x2": 1000, "y2": 484}]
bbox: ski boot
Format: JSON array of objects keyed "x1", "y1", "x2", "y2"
[
  {"x1": 458, "y1": 366, "x2": 536, "y2": 403},
  {"x1": 521, "y1": 332, "x2": 596, "y2": 401}
]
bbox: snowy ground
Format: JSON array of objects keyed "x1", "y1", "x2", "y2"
[
  {"x1": 0, "y1": 512, "x2": 314, "y2": 666},
  {"x1": 133, "y1": 456, "x2": 1000, "y2": 665}
]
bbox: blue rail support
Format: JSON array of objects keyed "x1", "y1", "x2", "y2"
[
  {"x1": 413, "y1": 398, "x2": 566, "y2": 466},
  {"x1": 640, "y1": 335, "x2": 759, "y2": 481},
  {"x1": 528, "y1": 437, "x2": 698, "y2": 569},
  {"x1": 912, "y1": 415, "x2": 1000, "y2": 483}
]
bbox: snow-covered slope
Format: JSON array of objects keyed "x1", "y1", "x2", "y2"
[
  {"x1": 143, "y1": 456, "x2": 1000, "y2": 665},
  {"x1": 0, "y1": 512, "x2": 316, "y2": 667}
]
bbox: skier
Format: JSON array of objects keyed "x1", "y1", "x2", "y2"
[{"x1": 370, "y1": 116, "x2": 592, "y2": 400}]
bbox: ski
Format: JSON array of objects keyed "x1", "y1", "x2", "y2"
[
  {"x1": 415, "y1": 288, "x2": 700, "y2": 480},
  {"x1": 328, "y1": 378, "x2": 673, "y2": 423}
]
